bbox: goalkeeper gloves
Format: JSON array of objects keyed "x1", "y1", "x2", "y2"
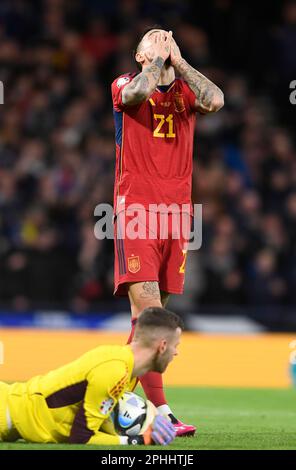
[
  {"x1": 151, "y1": 414, "x2": 176, "y2": 445},
  {"x1": 127, "y1": 415, "x2": 176, "y2": 446}
]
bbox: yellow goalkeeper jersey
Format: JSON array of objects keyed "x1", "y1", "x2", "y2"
[{"x1": 0, "y1": 345, "x2": 135, "y2": 445}]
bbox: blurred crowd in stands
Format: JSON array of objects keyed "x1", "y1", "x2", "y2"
[{"x1": 0, "y1": 0, "x2": 295, "y2": 312}]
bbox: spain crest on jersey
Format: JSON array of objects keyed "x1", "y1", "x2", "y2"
[
  {"x1": 174, "y1": 92, "x2": 185, "y2": 113},
  {"x1": 128, "y1": 255, "x2": 140, "y2": 273}
]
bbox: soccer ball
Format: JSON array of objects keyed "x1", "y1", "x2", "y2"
[{"x1": 112, "y1": 392, "x2": 157, "y2": 436}]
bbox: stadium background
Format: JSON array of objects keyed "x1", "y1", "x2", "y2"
[{"x1": 0, "y1": 0, "x2": 295, "y2": 389}]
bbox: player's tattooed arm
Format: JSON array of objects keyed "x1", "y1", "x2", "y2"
[
  {"x1": 139, "y1": 281, "x2": 161, "y2": 300},
  {"x1": 177, "y1": 60, "x2": 224, "y2": 113},
  {"x1": 122, "y1": 57, "x2": 164, "y2": 106},
  {"x1": 170, "y1": 37, "x2": 224, "y2": 113},
  {"x1": 122, "y1": 31, "x2": 172, "y2": 106}
]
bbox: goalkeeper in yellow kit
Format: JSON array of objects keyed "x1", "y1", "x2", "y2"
[{"x1": 0, "y1": 307, "x2": 181, "y2": 446}]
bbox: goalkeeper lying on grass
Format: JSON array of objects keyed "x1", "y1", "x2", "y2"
[{"x1": 0, "y1": 307, "x2": 181, "y2": 446}]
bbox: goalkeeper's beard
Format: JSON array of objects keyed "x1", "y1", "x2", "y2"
[{"x1": 151, "y1": 349, "x2": 171, "y2": 374}]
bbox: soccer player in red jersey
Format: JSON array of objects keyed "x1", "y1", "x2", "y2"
[{"x1": 111, "y1": 27, "x2": 224, "y2": 436}]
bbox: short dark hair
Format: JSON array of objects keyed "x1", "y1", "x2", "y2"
[
  {"x1": 136, "y1": 306, "x2": 184, "y2": 333},
  {"x1": 133, "y1": 24, "x2": 165, "y2": 71}
]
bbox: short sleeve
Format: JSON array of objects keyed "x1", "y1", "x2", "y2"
[{"x1": 111, "y1": 74, "x2": 134, "y2": 111}]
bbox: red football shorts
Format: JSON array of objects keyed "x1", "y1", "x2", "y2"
[{"x1": 113, "y1": 210, "x2": 192, "y2": 297}]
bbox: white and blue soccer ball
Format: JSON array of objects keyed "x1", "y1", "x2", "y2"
[{"x1": 112, "y1": 392, "x2": 157, "y2": 436}]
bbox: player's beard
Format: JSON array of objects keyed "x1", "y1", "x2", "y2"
[{"x1": 152, "y1": 350, "x2": 170, "y2": 374}]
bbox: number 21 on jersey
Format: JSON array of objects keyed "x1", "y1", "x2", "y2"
[{"x1": 153, "y1": 114, "x2": 175, "y2": 138}]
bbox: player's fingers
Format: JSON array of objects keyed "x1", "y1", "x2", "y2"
[
  {"x1": 151, "y1": 430, "x2": 165, "y2": 445},
  {"x1": 155, "y1": 414, "x2": 175, "y2": 430},
  {"x1": 156, "y1": 420, "x2": 175, "y2": 441},
  {"x1": 153, "y1": 429, "x2": 173, "y2": 446},
  {"x1": 152, "y1": 419, "x2": 175, "y2": 445}
]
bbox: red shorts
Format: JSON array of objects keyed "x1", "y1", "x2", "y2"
[{"x1": 113, "y1": 210, "x2": 192, "y2": 297}]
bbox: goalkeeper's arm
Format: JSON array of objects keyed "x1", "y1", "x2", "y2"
[
  {"x1": 70, "y1": 414, "x2": 176, "y2": 446},
  {"x1": 68, "y1": 363, "x2": 176, "y2": 446}
]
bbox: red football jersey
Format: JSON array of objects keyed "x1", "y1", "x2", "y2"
[{"x1": 111, "y1": 73, "x2": 197, "y2": 216}]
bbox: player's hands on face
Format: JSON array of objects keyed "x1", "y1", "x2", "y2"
[
  {"x1": 147, "y1": 30, "x2": 172, "y2": 63},
  {"x1": 170, "y1": 35, "x2": 183, "y2": 67}
]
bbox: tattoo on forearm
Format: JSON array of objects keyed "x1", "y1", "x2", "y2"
[
  {"x1": 176, "y1": 58, "x2": 223, "y2": 110},
  {"x1": 151, "y1": 57, "x2": 165, "y2": 72},
  {"x1": 139, "y1": 281, "x2": 160, "y2": 300},
  {"x1": 126, "y1": 57, "x2": 164, "y2": 98},
  {"x1": 129, "y1": 74, "x2": 149, "y2": 93}
]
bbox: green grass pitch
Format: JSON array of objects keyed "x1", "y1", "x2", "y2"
[{"x1": 1, "y1": 387, "x2": 296, "y2": 450}]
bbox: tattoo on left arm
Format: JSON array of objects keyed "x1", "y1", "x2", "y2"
[{"x1": 175, "y1": 59, "x2": 224, "y2": 113}]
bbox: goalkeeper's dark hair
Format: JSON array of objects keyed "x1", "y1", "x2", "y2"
[
  {"x1": 132, "y1": 24, "x2": 164, "y2": 71},
  {"x1": 135, "y1": 307, "x2": 184, "y2": 336}
]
